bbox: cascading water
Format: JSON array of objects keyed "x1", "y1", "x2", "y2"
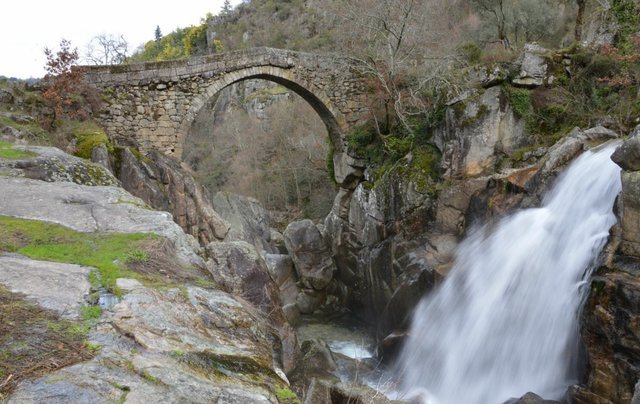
[{"x1": 397, "y1": 143, "x2": 622, "y2": 404}]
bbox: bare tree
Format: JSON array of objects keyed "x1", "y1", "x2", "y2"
[
  {"x1": 333, "y1": 0, "x2": 465, "y2": 136},
  {"x1": 85, "y1": 33, "x2": 129, "y2": 65}
]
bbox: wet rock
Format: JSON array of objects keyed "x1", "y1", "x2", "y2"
[
  {"x1": 211, "y1": 191, "x2": 275, "y2": 253},
  {"x1": 117, "y1": 147, "x2": 229, "y2": 246},
  {"x1": 296, "y1": 288, "x2": 326, "y2": 314},
  {"x1": 302, "y1": 378, "x2": 394, "y2": 404},
  {"x1": 513, "y1": 43, "x2": 549, "y2": 87},
  {"x1": 503, "y1": 391, "x2": 559, "y2": 403},
  {"x1": 296, "y1": 339, "x2": 339, "y2": 380},
  {"x1": 580, "y1": 262, "x2": 640, "y2": 403},
  {"x1": 618, "y1": 171, "x2": 640, "y2": 257},
  {"x1": 0, "y1": 254, "x2": 91, "y2": 320},
  {"x1": 612, "y1": 129, "x2": 640, "y2": 171},
  {"x1": 284, "y1": 219, "x2": 337, "y2": 290}
]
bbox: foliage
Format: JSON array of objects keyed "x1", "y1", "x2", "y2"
[
  {"x1": 611, "y1": 0, "x2": 640, "y2": 53},
  {"x1": 129, "y1": 20, "x2": 222, "y2": 62},
  {"x1": 458, "y1": 42, "x2": 483, "y2": 64},
  {"x1": 469, "y1": 0, "x2": 573, "y2": 50},
  {"x1": 182, "y1": 82, "x2": 337, "y2": 224},
  {"x1": 80, "y1": 304, "x2": 102, "y2": 320},
  {"x1": 42, "y1": 40, "x2": 87, "y2": 123}
]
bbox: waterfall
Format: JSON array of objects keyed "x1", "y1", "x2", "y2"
[{"x1": 397, "y1": 143, "x2": 622, "y2": 404}]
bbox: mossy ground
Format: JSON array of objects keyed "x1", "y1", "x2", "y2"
[
  {"x1": 0, "y1": 216, "x2": 214, "y2": 295},
  {"x1": 0, "y1": 286, "x2": 94, "y2": 398},
  {"x1": 0, "y1": 140, "x2": 37, "y2": 160}
]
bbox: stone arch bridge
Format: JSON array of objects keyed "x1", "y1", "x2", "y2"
[{"x1": 83, "y1": 47, "x2": 371, "y2": 186}]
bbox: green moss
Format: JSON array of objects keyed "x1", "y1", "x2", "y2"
[
  {"x1": 0, "y1": 215, "x2": 157, "y2": 293},
  {"x1": 611, "y1": 0, "x2": 640, "y2": 53},
  {"x1": 0, "y1": 140, "x2": 37, "y2": 159},
  {"x1": 70, "y1": 121, "x2": 112, "y2": 159},
  {"x1": 84, "y1": 341, "x2": 102, "y2": 354},
  {"x1": 141, "y1": 369, "x2": 160, "y2": 384},
  {"x1": 274, "y1": 387, "x2": 301, "y2": 403}
]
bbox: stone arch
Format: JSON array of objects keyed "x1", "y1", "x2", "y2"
[{"x1": 175, "y1": 65, "x2": 345, "y2": 158}]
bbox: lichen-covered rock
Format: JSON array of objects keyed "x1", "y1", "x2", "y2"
[
  {"x1": 434, "y1": 86, "x2": 529, "y2": 178},
  {"x1": 512, "y1": 43, "x2": 549, "y2": 87},
  {"x1": 611, "y1": 125, "x2": 640, "y2": 171},
  {"x1": 90, "y1": 143, "x2": 114, "y2": 173},
  {"x1": 212, "y1": 191, "x2": 275, "y2": 253},
  {"x1": 117, "y1": 147, "x2": 229, "y2": 246},
  {"x1": 0, "y1": 145, "x2": 119, "y2": 186}
]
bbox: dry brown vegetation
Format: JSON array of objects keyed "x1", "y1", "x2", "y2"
[{"x1": 0, "y1": 287, "x2": 94, "y2": 398}]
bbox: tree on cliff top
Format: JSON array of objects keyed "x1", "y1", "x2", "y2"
[
  {"x1": 42, "y1": 39, "x2": 86, "y2": 123},
  {"x1": 42, "y1": 39, "x2": 101, "y2": 127}
]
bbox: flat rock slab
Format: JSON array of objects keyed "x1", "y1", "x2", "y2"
[
  {"x1": 0, "y1": 253, "x2": 91, "y2": 320},
  {"x1": 0, "y1": 176, "x2": 202, "y2": 266},
  {"x1": 7, "y1": 283, "x2": 281, "y2": 403}
]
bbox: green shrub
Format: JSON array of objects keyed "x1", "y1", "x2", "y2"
[{"x1": 458, "y1": 42, "x2": 482, "y2": 65}]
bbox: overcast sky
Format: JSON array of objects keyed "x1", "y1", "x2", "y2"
[{"x1": 0, "y1": 0, "x2": 242, "y2": 79}]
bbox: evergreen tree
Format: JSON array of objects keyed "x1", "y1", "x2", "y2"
[
  {"x1": 221, "y1": 0, "x2": 232, "y2": 16},
  {"x1": 154, "y1": 25, "x2": 162, "y2": 43}
]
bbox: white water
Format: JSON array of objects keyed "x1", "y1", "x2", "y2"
[{"x1": 397, "y1": 143, "x2": 622, "y2": 404}]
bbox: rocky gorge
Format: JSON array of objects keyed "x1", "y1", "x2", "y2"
[{"x1": 1, "y1": 31, "x2": 640, "y2": 404}]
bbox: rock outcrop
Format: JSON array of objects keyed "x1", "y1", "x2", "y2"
[
  {"x1": 0, "y1": 145, "x2": 301, "y2": 402},
  {"x1": 211, "y1": 191, "x2": 275, "y2": 253},
  {"x1": 116, "y1": 147, "x2": 229, "y2": 246},
  {"x1": 571, "y1": 128, "x2": 640, "y2": 403}
]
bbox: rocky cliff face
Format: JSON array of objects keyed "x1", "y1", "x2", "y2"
[{"x1": 569, "y1": 127, "x2": 640, "y2": 403}]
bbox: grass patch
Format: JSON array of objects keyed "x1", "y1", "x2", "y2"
[
  {"x1": 0, "y1": 216, "x2": 217, "y2": 294},
  {"x1": 0, "y1": 215, "x2": 153, "y2": 293},
  {"x1": 0, "y1": 286, "x2": 93, "y2": 398},
  {"x1": 80, "y1": 304, "x2": 102, "y2": 321},
  {"x1": 0, "y1": 140, "x2": 37, "y2": 160},
  {"x1": 274, "y1": 387, "x2": 301, "y2": 403}
]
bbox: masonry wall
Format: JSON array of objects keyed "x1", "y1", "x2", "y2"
[{"x1": 83, "y1": 48, "x2": 370, "y2": 157}]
